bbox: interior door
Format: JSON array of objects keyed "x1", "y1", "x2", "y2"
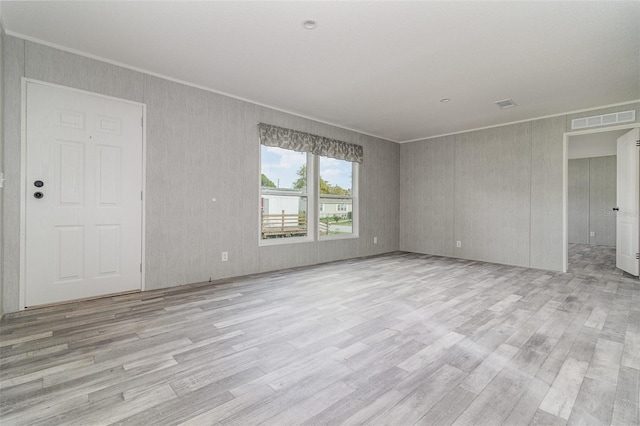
[
  {"x1": 616, "y1": 128, "x2": 639, "y2": 276},
  {"x1": 25, "y1": 81, "x2": 143, "y2": 307}
]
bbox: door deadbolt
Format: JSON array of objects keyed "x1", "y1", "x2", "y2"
[
  {"x1": 34, "y1": 191, "x2": 44, "y2": 199},
  {"x1": 34, "y1": 180, "x2": 44, "y2": 188}
]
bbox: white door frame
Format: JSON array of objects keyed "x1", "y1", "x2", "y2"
[
  {"x1": 19, "y1": 78, "x2": 147, "y2": 310},
  {"x1": 563, "y1": 122, "x2": 640, "y2": 273}
]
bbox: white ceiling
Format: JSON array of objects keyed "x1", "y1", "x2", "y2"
[{"x1": 1, "y1": 1, "x2": 639, "y2": 142}]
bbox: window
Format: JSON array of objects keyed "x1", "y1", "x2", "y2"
[
  {"x1": 258, "y1": 123, "x2": 361, "y2": 244},
  {"x1": 318, "y1": 156, "x2": 354, "y2": 236},
  {"x1": 260, "y1": 146, "x2": 311, "y2": 241}
]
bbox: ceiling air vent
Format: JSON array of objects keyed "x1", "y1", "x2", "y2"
[
  {"x1": 571, "y1": 110, "x2": 636, "y2": 130},
  {"x1": 494, "y1": 99, "x2": 517, "y2": 109}
]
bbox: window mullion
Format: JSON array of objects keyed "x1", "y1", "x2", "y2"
[
  {"x1": 310, "y1": 153, "x2": 319, "y2": 240},
  {"x1": 352, "y1": 161, "x2": 359, "y2": 237}
]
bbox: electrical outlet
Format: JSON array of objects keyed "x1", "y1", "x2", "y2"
[
  {"x1": 456, "y1": 241, "x2": 462, "y2": 248},
  {"x1": 374, "y1": 237, "x2": 378, "y2": 244},
  {"x1": 221, "y1": 251, "x2": 228, "y2": 262},
  {"x1": 590, "y1": 231, "x2": 595, "y2": 237}
]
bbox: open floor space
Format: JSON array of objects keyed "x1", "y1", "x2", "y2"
[{"x1": 1, "y1": 246, "x2": 639, "y2": 425}]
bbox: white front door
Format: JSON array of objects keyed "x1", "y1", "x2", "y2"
[
  {"x1": 616, "y1": 128, "x2": 639, "y2": 277},
  {"x1": 25, "y1": 81, "x2": 144, "y2": 307}
]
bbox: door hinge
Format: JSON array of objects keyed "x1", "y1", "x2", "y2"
[
  {"x1": 636, "y1": 253, "x2": 639, "y2": 260},
  {"x1": 141, "y1": 116, "x2": 144, "y2": 127},
  {"x1": 141, "y1": 191, "x2": 143, "y2": 201},
  {"x1": 140, "y1": 263, "x2": 142, "y2": 273},
  {"x1": 636, "y1": 139, "x2": 640, "y2": 147}
]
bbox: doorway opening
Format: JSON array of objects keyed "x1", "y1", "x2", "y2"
[{"x1": 563, "y1": 124, "x2": 640, "y2": 276}]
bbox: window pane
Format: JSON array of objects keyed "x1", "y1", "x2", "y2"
[
  {"x1": 319, "y1": 156, "x2": 353, "y2": 236},
  {"x1": 260, "y1": 146, "x2": 309, "y2": 239}
]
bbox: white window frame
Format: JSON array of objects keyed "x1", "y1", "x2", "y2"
[
  {"x1": 317, "y1": 157, "x2": 359, "y2": 241},
  {"x1": 259, "y1": 148, "x2": 358, "y2": 245},
  {"x1": 259, "y1": 151, "x2": 315, "y2": 246}
]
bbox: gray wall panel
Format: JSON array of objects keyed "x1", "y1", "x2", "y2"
[
  {"x1": 454, "y1": 124, "x2": 532, "y2": 267},
  {"x1": 143, "y1": 76, "x2": 189, "y2": 290},
  {"x1": 530, "y1": 117, "x2": 565, "y2": 271},
  {"x1": 568, "y1": 158, "x2": 590, "y2": 244},
  {"x1": 25, "y1": 41, "x2": 144, "y2": 103},
  {"x1": 358, "y1": 134, "x2": 400, "y2": 256},
  {"x1": 399, "y1": 136, "x2": 454, "y2": 256},
  {"x1": 2, "y1": 35, "x2": 24, "y2": 313},
  {"x1": 319, "y1": 239, "x2": 358, "y2": 265},
  {"x1": 217, "y1": 94, "x2": 258, "y2": 280},
  {"x1": 589, "y1": 156, "x2": 616, "y2": 246},
  {"x1": 240, "y1": 103, "x2": 262, "y2": 276},
  {"x1": 568, "y1": 156, "x2": 616, "y2": 247},
  {"x1": 0, "y1": 28, "x2": 4, "y2": 315},
  {"x1": 259, "y1": 243, "x2": 318, "y2": 272}
]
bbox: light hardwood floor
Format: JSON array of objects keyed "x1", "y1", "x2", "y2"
[{"x1": 1, "y1": 245, "x2": 639, "y2": 425}]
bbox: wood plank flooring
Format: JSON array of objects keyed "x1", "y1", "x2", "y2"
[{"x1": 1, "y1": 244, "x2": 639, "y2": 425}]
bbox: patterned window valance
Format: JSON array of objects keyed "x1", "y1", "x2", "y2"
[{"x1": 258, "y1": 123, "x2": 363, "y2": 163}]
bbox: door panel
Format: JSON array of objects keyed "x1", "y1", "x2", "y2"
[
  {"x1": 57, "y1": 141, "x2": 85, "y2": 205},
  {"x1": 56, "y1": 226, "x2": 84, "y2": 282},
  {"x1": 25, "y1": 82, "x2": 143, "y2": 307},
  {"x1": 97, "y1": 225, "x2": 121, "y2": 276},
  {"x1": 616, "y1": 128, "x2": 639, "y2": 276},
  {"x1": 97, "y1": 146, "x2": 121, "y2": 206}
]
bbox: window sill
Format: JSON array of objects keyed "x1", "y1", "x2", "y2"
[
  {"x1": 258, "y1": 233, "x2": 359, "y2": 247},
  {"x1": 319, "y1": 233, "x2": 359, "y2": 242},
  {"x1": 259, "y1": 236, "x2": 315, "y2": 247}
]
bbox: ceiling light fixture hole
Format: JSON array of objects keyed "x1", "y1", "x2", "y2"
[{"x1": 302, "y1": 20, "x2": 317, "y2": 30}]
